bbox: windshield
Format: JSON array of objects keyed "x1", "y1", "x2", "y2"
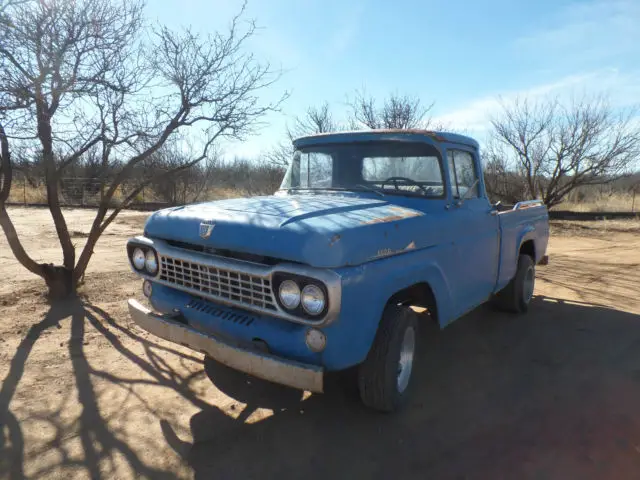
[{"x1": 279, "y1": 141, "x2": 444, "y2": 198}]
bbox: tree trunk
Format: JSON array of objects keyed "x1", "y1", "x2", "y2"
[
  {"x1": 0, "y1": 206, "x2": 44, "y2": 276},
  {"x1": 42, "y1": 264, "x2": 75, "y2": 299},
  {"x1": 36, "y1": 98, "x2": 76, "y2": 270}
]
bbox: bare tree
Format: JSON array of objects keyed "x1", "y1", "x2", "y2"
[
  {"x1": 146, "y1": 141, "x2": 219, "y2": 205},
  {"x1": 264, "y1": 141, "x2": 294, "y2": 168},
  {"x1": 266, "y1": 102, "x2": 338, "y2": 167},
  {"x1": 348, "y1": 90, "x2": 437, "y2": 130},
  {"x1": 482, "y1": 144, "x2": 528, "y2": 204},
  {"x1": 0, "y1": 0, "x2": 285, "y2": 297},
  {"x1": 489, "y1": 96, "x2": 640, "y2": 208},
  {"x1": 212, "y1": 157, "x2": 284, "y2": 196},
  {"x1": 288, "y1": 102, "x2": 338, "y2": 139}
]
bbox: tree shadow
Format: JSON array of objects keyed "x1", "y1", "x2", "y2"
[
  {"x1": 0, "y1": 302, "x2": 63, "y2": 480},
  {"x1": 0, "y1": 298, "x2": 210, "y2": 479},
  {"x1": 5, "y1": 295, "x2": 640, "y2": 478},
  {"x1": 161, "y1": 296, "x2": 640, "y2": 479}
]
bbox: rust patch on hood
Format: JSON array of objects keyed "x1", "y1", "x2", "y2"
[
  {"x1": 361, "y1": 208, "x2": 422, "y2": 225},
  {"x1": 363, "y1": 215, "x2": 406, "y2": 224}
]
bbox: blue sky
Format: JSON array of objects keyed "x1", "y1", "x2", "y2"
[{"x1": 148, "y1": 0, "x2": 640, "y2": 158}]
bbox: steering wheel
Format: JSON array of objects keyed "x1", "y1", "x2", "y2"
[{"x1": 379, "y1": 177, "x2": 429, "y2": 195}]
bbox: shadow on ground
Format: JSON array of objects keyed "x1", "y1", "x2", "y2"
[
  {"x1": 164, "y1": 296, "x2": 640, "y2": 479},
  {"x1": 0, "y1": 299, "x2": 205, "y2": 479},
  {"x1": 4, "y1": 296, "x2": 640, "y2": 479}
]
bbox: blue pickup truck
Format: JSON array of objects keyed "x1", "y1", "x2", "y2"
[{"x1": 127, "y1": 130, "x2": 549, "y2": 412}]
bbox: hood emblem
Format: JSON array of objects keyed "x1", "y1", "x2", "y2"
[{"x1": 199, "y1": 221, "x2": 215, "y2": 239}]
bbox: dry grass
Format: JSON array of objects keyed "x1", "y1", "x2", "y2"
[
  {"x1": 7, "y1": 182, "x2": 48, "y2": 204},
  {"x1": 558, "y1": 193, "x2": 638, "y2": 212},
  {"x1": 7, "y1": 182, "x2": 133, "y2": 204},
  {"x1": 7, "y1": 182, "x2": 246, "y2": 206},
  {"x1": 550, "y1": 217, "x2": 640, "y2": 237}
]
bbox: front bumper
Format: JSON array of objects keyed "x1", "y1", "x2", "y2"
[{"x1": 128, "y1": 299, "x2": 324, "y2": 392}]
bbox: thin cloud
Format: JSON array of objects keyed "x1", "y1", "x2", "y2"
[
  {"x1": 433, "y1": 69, "x2": 640, "y2": 137},
  {"x1": 514, "y1": 0, "x2": 640, "y2": 65},
  {"x1": 326, "y1": 0, "x2": 365, "y2": 57}
]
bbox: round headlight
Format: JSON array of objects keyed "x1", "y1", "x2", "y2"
[
  {"x1": 279, "y1": 280, "x2": 300, "y2": 309},
  {"x1": 301, "y1": 284, "x2": 325, "y2": 315},
  {"x1": 132, "y1": 248, "x2": 146, "y2": 270},
  {"x1": 145, "y1": 249, "x2": 158, "y2": 274}
]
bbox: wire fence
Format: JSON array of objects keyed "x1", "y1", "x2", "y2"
[
  {"x1": 7, "y1": 172, "x2": 168, "y2": 209},
  {"x1": 5, "y1": 168, "x2": 284, "y2": 209}
]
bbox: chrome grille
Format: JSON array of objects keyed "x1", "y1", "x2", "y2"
[{"x1": 159, "y1": 256, "x2": 276, "y2": 311}]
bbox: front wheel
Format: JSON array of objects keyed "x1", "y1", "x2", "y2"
[
  {"x1": 493, "y1": 254, "x2": 535, "y2": 313},
  {"x1": 358, "y1": 306, "x2": 419, "y2": 412}
]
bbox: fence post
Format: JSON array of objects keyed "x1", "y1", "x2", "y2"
[
  {"x1": 632, "y1": 190, "x2": 636, "y2": 213},
  {"x1": 23, "y1": 177, "x2": 26, "y2": 205}
]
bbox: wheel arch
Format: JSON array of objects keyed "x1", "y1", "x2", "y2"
[
  {"x1": 387, "y1": 282, "x2": 439, "y2": 324},
  {"x1": 374, "y1": 257, "x2": 455, "y2": 328},
  {"x1": 519, "y1": 238, "x2": 536, "y2": 261}
]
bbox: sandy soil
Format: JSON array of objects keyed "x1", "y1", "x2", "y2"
[{"x1": 1, "y1": 207, "x2": 640, "y2": 479}]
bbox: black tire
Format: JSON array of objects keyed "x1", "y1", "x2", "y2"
[
  {"x1": 492, "y1": 254, "x2": 535, "y2": 313},
  {"x1": 358, "y1": 305, "x2": 419, "y2": 412}
]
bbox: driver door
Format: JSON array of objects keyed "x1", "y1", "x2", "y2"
[{"x1": 446, "y1": 148, "x2": 500, "y2": 315}]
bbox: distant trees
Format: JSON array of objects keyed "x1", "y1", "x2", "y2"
[
  {"x1": 0, "y1": 0, "x2": 284, "y2": 297},
  {"x1": 212, "y1": 157, "x2": 284, "y2": 196},
  {"x1": 486, "y1": 96, "x2": 640, "y2": 208},
  {"x1": 289, "y1": 102, "x2": 339, "y2": 138},
  {"x1": 144, "y1": 141, "x2": 219, "y2": 206},
  {"x1": 347, "y1": 90, "x2": 438, "y2": 130},
  {"x1": 265, "y1": 102, "x2": 337, "y2": 167}
]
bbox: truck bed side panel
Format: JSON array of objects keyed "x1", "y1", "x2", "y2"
[{"x1": 495, "y1": 205, "x2": 549, "y2": 292}]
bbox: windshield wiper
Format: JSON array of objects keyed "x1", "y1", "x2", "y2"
[{"x1": 354, "y1": 184, "x2": 385, "y2": 197}]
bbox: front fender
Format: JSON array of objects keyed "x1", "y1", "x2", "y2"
[{"x1": 320, "y1": 246, "x2": 455, "y2": 370}]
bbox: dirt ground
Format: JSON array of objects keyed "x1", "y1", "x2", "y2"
[{"x1": 2, "y1": 207, "x2": 640, "y2": 480}]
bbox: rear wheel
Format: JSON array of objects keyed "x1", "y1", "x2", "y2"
[
  {"x1": 493, "y1": 254, "x2": 535, "y2": 313},
  {"x1": 358, "y1": 306, "x2": 419, "y2": 412}
]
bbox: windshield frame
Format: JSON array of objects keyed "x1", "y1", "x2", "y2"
[{"x1": 279, "y1": 141, "x2": 446, "y2": 199}]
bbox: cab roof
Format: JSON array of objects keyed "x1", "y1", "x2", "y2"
[{"x1": 293, "y1": 129, "x2": 479, "y2": 150}]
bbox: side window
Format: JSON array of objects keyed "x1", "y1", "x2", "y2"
[
  {"x1": 447, "y1": 150, "x2": 479, "y2": 198},
  {"x1": 299, "y1": 152, "x2": 333, "y2": 188}
]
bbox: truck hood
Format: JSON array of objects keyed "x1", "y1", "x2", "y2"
[{"x1": 143, "y1": 194, "x2": 430, "y2": 268}]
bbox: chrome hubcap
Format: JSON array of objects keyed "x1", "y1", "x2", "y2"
[
  {"x1": 397, "y1": 327, "x2": 416, "y2": 393},
  {"x1": 523, "y1": 266, "x2": 535, "y2": 303}
]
